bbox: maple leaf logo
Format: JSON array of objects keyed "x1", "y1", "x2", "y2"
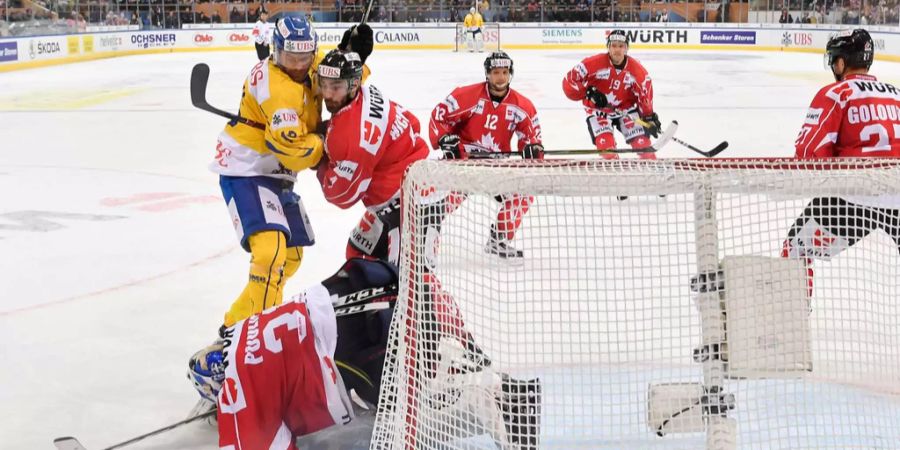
[
  {"x1": 478, "y1": 133, "x2": 501, "y2": 152},
  {"x1": 606, "y1": 92, "x2": 620, "y2": 107}
]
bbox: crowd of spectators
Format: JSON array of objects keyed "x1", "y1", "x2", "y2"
[
  {"x1": 1, "y1": 0, "x2": 898, "y2": 32},
  {"x1": 779, "y1": 0, "x2": 898, "y2": 25}
]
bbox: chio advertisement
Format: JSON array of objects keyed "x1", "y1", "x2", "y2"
[
  {"x1": 0, "y1": 41, "x2": 18, "y2": 62},
  {"x1": 700, "y1": 30, "x2": 756, "y2": 45}
]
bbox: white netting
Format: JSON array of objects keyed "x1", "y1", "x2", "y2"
[
  {"x1": 372, "y1": 159, "x2": 900, "y2": 450},
  {"x1": 455, "y1": 22, "x2": 501, "y2": 53}
]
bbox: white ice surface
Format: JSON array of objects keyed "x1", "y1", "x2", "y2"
[{"x1": 1, "y1": 48, "x2": 898, "y2": 450}]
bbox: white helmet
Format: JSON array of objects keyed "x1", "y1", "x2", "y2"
[
  {"x1": 470, "y1": 7, "x2": 476, "y2": 14},
  {"x1": 187, "y1": 342, "x2": 226, "y2": 403}
]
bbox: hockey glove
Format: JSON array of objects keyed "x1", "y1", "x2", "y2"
[
  {"x1": 584, "y1": 86, "x2": 608, "y2": 109},
  {"x1": 438, "y1": 134, "x2": 464, "y2": 160},
  {"x1": 640, "y1": 113, "x2": 662, "y2": 139},
  {"x1": 521, "y1": 143, "x2": 544, "y2": 159},
  {"x1": 339, "y1": 24, "x2": 374, "y2": 64}
]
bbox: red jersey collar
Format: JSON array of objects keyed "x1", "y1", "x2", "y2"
[{"x1": 843, "y1": 73, "x2": 877, "y2": 82}]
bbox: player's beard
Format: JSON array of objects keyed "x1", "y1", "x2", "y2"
[
  {"x1": 324, "y1": 92, "x2": 353, "y2": 114},
  {"x1": 488, "y1": 81, "x2": 509, "y2": 98},
  {"x1": 324, "y1": 97, "x2": 347, "y2": 114}
]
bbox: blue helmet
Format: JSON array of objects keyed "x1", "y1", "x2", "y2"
[
  {"x1": 187, "y1": 342, "x2": 226, "y2": 403},
  {"x1": 273, "y1": 16, "x2": 317, "y2": 54}
]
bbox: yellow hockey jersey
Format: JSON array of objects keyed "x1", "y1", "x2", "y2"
[
  {"x1": 464, "y1": 12, "x2": 484, "y2": 30},
  {"x1": 211, "y1": 52, "x2": 371, "y2": 181}
]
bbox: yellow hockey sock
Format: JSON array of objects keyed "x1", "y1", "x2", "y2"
[
  {"x1": 223, "y1": 230, "x2": 287, "y2": 327},
  {"x1": 274, "y1": 245, "x2": 304, "y2": 305}
]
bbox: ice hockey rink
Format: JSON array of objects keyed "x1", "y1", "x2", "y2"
[{"x1": 1, "y1": 47, "x2": 899, "y2": 449}]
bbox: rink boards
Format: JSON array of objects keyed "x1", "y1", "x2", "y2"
[{"x1": 2, "y1": 22, "x2": 900, "y2": 72}]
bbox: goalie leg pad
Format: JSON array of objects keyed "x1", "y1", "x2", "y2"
[
  {"x1": 475, "y1": 29, "x2": 485, "y2": 52},
  {"x1": 424, "y1": 355, "x2": 541, "y2": 450},
  {"x1": 496, "y1": 375, "x2": 542, "y2": 450}
]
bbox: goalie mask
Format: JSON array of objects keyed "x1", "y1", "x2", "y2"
[
  {"x1": 318, "y1": 49, "x2": 364, "y2": 113},
  {"x1": 187, "y1": 342, "x2": 226, "y2": 403}
]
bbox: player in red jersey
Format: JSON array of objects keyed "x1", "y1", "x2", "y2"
[
  {"x1": 188, "y1": 257, "x2": 400, "y2": 449},
  {"x1": 315, "y1": 49, "x2": 431, "y2": 265},
  {"x1": 794, "y1": 29, "x2": 900, "y2": 158},
  {"x1": 562, "y1": 29, "x2": 662, "y2": 158},
  {"x1": 783, "y1": 28, "x2": 900, "y2": 297},
  {"x1": 188, "y1": 256, "x2": 542, "y2": 449},
  {"x1": 429, "y1": 51, "x2": 544, "y2": 258}
]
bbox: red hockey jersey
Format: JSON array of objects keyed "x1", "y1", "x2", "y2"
[
  {"x1": 217, "y1": 285, "x2": 352, "y2": 450},
  {"x1": 318, "y1": 84, "x2": 430, "y2": 210},
  {"x1": 428, "y1": 82, "x2": 542, "y2": 154},
  {"x1": 795, "y1": 74, "x2": 900, "y2": 158},
  {"x1": 562, "y1": 54, "x2": 654, "y2": 118}
]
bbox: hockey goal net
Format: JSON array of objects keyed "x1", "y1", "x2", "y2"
[
  {"x1": 454, "y1": 22, "x2": 501, "y2": 52},
  {"x1": 372, "y1": 159, "x2": 900, "y2": 449}
]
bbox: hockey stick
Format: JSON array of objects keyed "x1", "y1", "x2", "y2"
[
  {"x1": 633, "y1": 116, "x2": 727, "y2": 157},
  {"x1": 671, "y1": 136, "x2": 729, "y2": 158},
  {"x1": 190, "y1": 63, "x2": 266, "y2": 130},
  {"x1": 545, "y1": 119, "x2": 677, "y2": 155},
  {"x1": 53, "y1": 410, "x2": 216, "y2": 450},
  {"x1": 463, "y1": 121, "x2": 678, "y2": 158},
  {"x1": 360, "y1": 0, "x2": 376, "y2": 24},
  {"x1": 334, "y1": 301, "x2": 392, "y2": 317},
  {"x1": 346, "y1": 0, "x2": 375, "y2": 42}
]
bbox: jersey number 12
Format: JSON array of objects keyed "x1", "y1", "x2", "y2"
[{"x1": 484, "y1": 114, "x2": 498, "y2": 130}]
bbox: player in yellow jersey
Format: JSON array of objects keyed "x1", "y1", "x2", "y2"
[
  {"x1": 463, "y1": 7, "x2": 484, "y2": 53},
  {"x1": 209, "y1": 16, "x2": 373, "y2": 331}
]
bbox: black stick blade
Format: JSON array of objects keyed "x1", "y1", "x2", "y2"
[
  {"x1": 705, "y1": 141, "x2": 729, "y2": 157},
  {"x1": 190, "y1": 63, "x2": 211, "y2": 109}
]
